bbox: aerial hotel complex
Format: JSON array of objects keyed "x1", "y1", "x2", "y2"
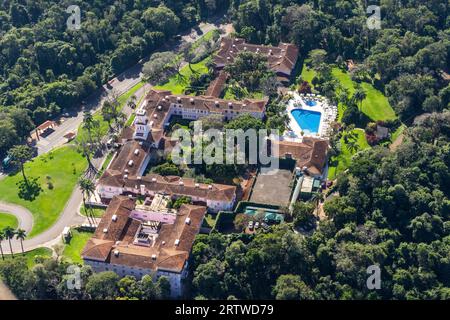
[{"x1": 83, "y1": 38, "x2": 330, "y2": 297}]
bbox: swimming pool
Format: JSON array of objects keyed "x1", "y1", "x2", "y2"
[
  {"x1": 305, "y1": 100, "x2": 317, "y2": 107},
  {"x1": 291, "y1": 109, "x2": 321, "y2": 134}
]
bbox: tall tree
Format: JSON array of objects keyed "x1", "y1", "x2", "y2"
[
  {"x1": 7, "y1": 145, "x2": 34, "y2": 186},
  {"x1": 0, "y1": 230, "x2": 5, "y2": 260},
  {"x1": 3, "y1": 226, "x2": 16, "y2": 258},
  {"x1": 78, "y1": 177, "x2": 97, "y2": 226},
  {"x1": 15, "y1": 229, "x2": 26, "y2": 255}
]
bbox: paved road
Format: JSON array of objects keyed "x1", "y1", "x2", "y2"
[
  {"x1": 32, "y1": 20, "x2": 226, "y2": 156},
  {"x1": 0, "y1": 202, "x2": 33, "y2": 234},
  {"x1": 0, "y1": 20, "x2": 233, "y2": 254},
  {"x1": 0, "y1": 155, "x2": 104, "y2": 254}
]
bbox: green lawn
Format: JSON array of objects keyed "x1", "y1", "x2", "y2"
[
  {"x1": 77, "y1": 81, "x2": 145, "y2": 142},
  {"x1": 154, "y1": 58, "x2": 210, "y2": 94},
  {"x1": 331, "y1": 68, "x2": 396, "y2": 121},
  {"x1": 191, "y1": 29, "x2": 220, "y2": 52},
  {"x1": 299, "y1": 62, "x2": 317, "y2": 88},
  {"x1": 80, "y1": 205, "x2": 106, "y2": 218},
  {"x1": 222, "y1": 86, "x2": 265, "y2": 100},
  {"x1": 390, "y1": 124, "x2": 406, "y2": 143},
  {"x1": 327, "y1": 129, "x2": 370, "y2": 180},
  {"x1": 97, "y1": 151, "x2": 115, "y2": 177},
  {"x1": 0, "y1": 146, "x2": 87, "y2": 237},
  {"x1": 0, "y1": 247, "x2": 53, "y2": 268},
  {"x1": 0, "y1": 212, "x2": 18, "y2": 230},
  {"x1": 202, "y1": 213, "x2": 217, "y2": 229},
  {"x1": 63, "y1": 229, "x2": 93, "y2": 264},
  {"x1": 299, "y1": 63, "x2": 396, "y2": 122},
  {"x1": 299, "y1": 62, "x2": 398, "y2": 179}
]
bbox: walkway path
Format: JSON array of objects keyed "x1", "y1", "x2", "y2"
[
  {"x1": 0, "y1": 153, "x2": 104, "y2": 254},
  {"x1": 0, "y1": 279, "x2": 17, "y2": 300},
  {"x1": 0, "y1": 19, "x2": 233, "y2": 254}
]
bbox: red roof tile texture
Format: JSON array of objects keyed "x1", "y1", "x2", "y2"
[
  {"x1": 214, "y1": 37, "x2": 299, "y2": 82},
  {"x1": 82, "y1": 196, "x2": 206, "y2": 273}
]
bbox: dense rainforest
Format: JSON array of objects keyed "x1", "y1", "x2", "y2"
[
  {"x1": 190, "y1": 111, "x2": 450, "y2": 300},
  {"x1": 0, "y1": 0, "x2": 228, "y2": 157},
  {"x1": 0, "y1": 0, "x2": 449, "y2": 300}
]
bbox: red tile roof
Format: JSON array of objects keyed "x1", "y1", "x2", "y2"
[
  {"x1": 214, "y1": 37, "x2": 299, "y2": 80},
  {"x1": 273, "y1": 137, "x2": 329, "y2": 175},
  {"x1": 82, "y1": 196, "x2": 206, "y2": 273},
  {"x1": 205, "y1": 71, "x2": 229, "y2": 97}
]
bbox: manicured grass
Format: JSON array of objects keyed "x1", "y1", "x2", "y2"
[
  {"x1": 299, "y1": 63, "x2": 396, "y2": 122},
  {"x1": 222, "y1": 86, "x2": 265, "y2": 100},
  {"x1": 0, "y1": 212, "x2": 18, "y2": 230},
  {"x1": 191, "y1": 29, "x2": 220, "y2": 52},
  {"x1": 97, "y1": 151, "x2": 115, "y2": 177},
  {"x1": 76, "y1": 81, "x2": 145, "y2": 142},
  {"x1": 331, "y1": 68, "x2": 396, "y2": 121},
  {"x1": 117, "y1": 81, "x2": 144, "y2": 106},
  {"x1": 390, "y1": 124, "x2": 406, "y2": 143},
  {"x1": 1, "y1": 247, "x2": 53, "y2": 268},
  {"x1": 202, "y1": 213, "x2": 217, "y2": 229},
  {"x1": 0, "y1": 146, "x2": 87, "y2": 237},
  {"x1": 63, "y1": 229, "x2": 93, "y2": 264},
  {"x1": 327, "y1": 129, "x2": 370, "y2": 180},
  {"x1": 154, "y1": 58, "x2": 210, "y2": 94},
  {"x1": 80, "y1": 205, "x2": 106, "y2": 218},
  {"x1": 299, "y1": 62, "x2": 317, "y2": 88}
]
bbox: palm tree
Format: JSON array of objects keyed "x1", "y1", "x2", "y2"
[
  {"x1": 78, "y1": 177, "x2": 97, "y2": 226},
  {"x1": 15, "y1": 229, "x2": 27, "y2": 255},
  {"x1": 311, "y1": 191, "x2": 324, "y2": 208},
  {"x1": 3, "y1": 226, "x2": 16, "y2": 258},
  {"x1": 127, "y1": 94, "x2": 137, "y2": 110},
  {"x1": 0, "y1": 231, "x2": 5, "y2": 260},
  {"x1": 352, "y1": 85, "x2": 366, "y2": 110},
  {"x1": 346, "y1": 139, "x2": 359, "y2": 154}
]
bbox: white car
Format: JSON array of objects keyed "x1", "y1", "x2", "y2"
[
  {"x1": 248, "y1": 221, "x2": 254, "y2": 230},
  {"x1": 255, "y1": 222, "x2": 260, "y2": 229}
]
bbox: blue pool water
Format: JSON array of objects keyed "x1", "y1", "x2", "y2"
[
  {"x1": 291, "y1": 109, "x2": 321, "y2": 134},
  {"x1": 305, "y1": 100, "x2": 317, "y2": 106}
]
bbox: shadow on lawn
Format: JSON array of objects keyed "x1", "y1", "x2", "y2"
[{"x1": 17, "y1": 177, "x2": 42, "y2": 201}]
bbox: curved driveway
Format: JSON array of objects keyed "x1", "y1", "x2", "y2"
[{"x1": 0, "y1": 201, "x2": 33, "y2": 234}]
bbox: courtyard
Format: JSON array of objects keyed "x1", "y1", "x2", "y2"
[{"x1": 249, "y1": 169, "x2": 293, "y2": 207}]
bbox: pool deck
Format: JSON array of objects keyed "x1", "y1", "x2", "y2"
[{"x1": 284, "y1": 92, "x2": 335, "y2": 141}]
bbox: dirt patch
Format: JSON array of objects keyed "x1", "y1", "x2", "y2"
[{"x1": 390, "y1": 133, "x2": 404, "y2": 152}]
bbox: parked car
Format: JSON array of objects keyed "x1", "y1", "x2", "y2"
[
  {"x1": 248, "y1": 221, "x2": 254, "y2": 230},
  {"x1": 255, "y1": 222, "x2": 260, "y2": 229}
]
